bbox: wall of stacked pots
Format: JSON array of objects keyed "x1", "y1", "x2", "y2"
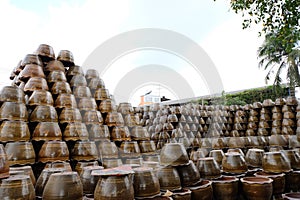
[{"x1": 0, "y1": 43, "x2": 299, "y2": 199}]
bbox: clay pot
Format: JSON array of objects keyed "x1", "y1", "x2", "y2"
[
  {"x1": 212, "y1": 176, "x2": 239, "y2": 200},
  {"x1": 262, "y1": 151, "x2": 291, "y2": 173},
  {"x1": 262, "y1": 99, "x2": 275, "y2": 107},
  {"x1": 59, "y1": 108, "x2": 82, "y2": 124},
  {"x1": 211, "y1": 138, "x2": 226, "y2": 149},
  {"x1": 0, "y1": 102, "x2": 28, "y2": 121},
  {"x1": 5, "y1": 141, "x2": 36, "y2": 165},
  {"x1": 0, "y1": 144, "x2": 9, "y2": 179},
  {"x1": 38, "y1": 141, "x2": 70, "y2": 163},
  {"x1": 78, "y1": 97, "x2": 98, "y2": 111},
  {"x1": 71, "y1": 141, "x2": 99, "y2": 161},
  {"x1": 283, "y1": 192, "x2": 300, "y2": 199},
  {"x1": 160, "y1": 143, "x2": 189, "y2": 166},
  {"x1": 70, "y1": 75, "x2": 87, "y2": 88},
  {"x1": 9, "y1": 165, "x2": 35, "y2": 185},
  {"x1": 222, "y1": 152, "x2": 248, "y2": 174},
  {"x1": 44, "y1": 161, "x2": 72, "y2": 171},
  {"x1": 73, "y1": 86, "x2": 92, "y2": 98},
  {"x1": 176, "y1": 160, "x2": 200, "y2": 187},
  {"x1": 240, "y1": 177, "x2": 273, "y2": 200},
  {"x1": 117, "y1": 102, "x2": 134, "y2": 115},
  {"x1": 93, "y1": 169, "x2": 134, "y2": 200},
  {"x1": 0, "y1": 175, "x2": 35, "y2": 199},
  {"x1": 102, "y1": 159, "x2": 123, "y2": 169},
  {"x1": 66, "y1": 65, "x2": 84, "y2": 77},
  {"x1": 131, "y1": 126, "x2": 150, "y2": 140},
  {"x1": 157, "y1": 165, "x2": 181, "y2": 191},
  {"x1": 105, "y1": 112, "x2": 124, "y2": 127},
  {"x1": 43, "y1": 172, "x2": 83, "y2": 200},
  {"x1": 94, "y1": 88, "x2": 110, "y2": 101},
  {"x1": 138, "y1": 140, "x2": 157, "y2": 154},
  {"x1": 120, "y1": 141, "x2": 141, "y2": 158},
  {"x1": 99, "y1": 100, "x2": 116, "y2": 113},
  {"x1": 189, "y1": 180, "x2": 213, "y2": 200},
  {"x1": 197, "y1": 157, "x2": 221, "y2": 179},
  {"x1": 89, "y1": 124, "x2": 110, "y2": 141},
  {"x1": 82, "y1": 110, "x2": 104, "y2": 125},
  {"x1": 35, "y1": 168, "x2": 66, "y2": 198},
  {"x1": 0, "y1": 86, "x2": 25, "y2": 103},
  {"x1": 133, "y1": 167, "x2": 160, "y2": 198},
  {"x1": 54, "y1": 94, "x2": 77, "y2": 109},
  {"x1": 88, "y1": 78, "x2": 106, "y2": 90},
  {"x1": 75, "y1": 161, "x2": 99, "y2": 175},
  {"x1": 80, "y1": 166, "x2": 104, "y2": 195},
  {"x1": 51, "y1": 81, "x2": 72, "y2": 95},
  {"x1": 285, "y1": 171, "x2": 300, "y2": 192},
  {"x1": 0, "y1": 121, "x2": 30, "y2": 142},
  {"x1": 254, "y1": 171, "x2": 285, "y2": 195},
  {"x1": 171, "y1": 188, "x2": 192, "y2": 200},
  {"x1": 111, "y1": 126, "x2": 131, "y2": 141},
  {"x1": 44, "y1": 60, "x2": 65, "y2": 73},
  {"x1": 57, "y1": 50, "x2": 74, "y2": 66},
  {"x1": 208, "y1": 150, "x2": 224, "y2": 166},
  {"x1": 245, "y1": 148, "x2": 264, "y2": 168},
  {"x1": 32, "y1": 122, "x2": 62, "y2": 141},
  {"x1": 281, "y1": 150, "x2": 300, "y2": 170},
  {"x1": 21, "y1": 54, "x2": 43, "y2": 67},
  {"x1": 29, "y1": 105, "x2": 58, "y2": 122},
  {"x1": 63, "y1": 122, "x2": 89, "y2": 141},
  {"x1": 269, "y1": 135, "x2": 288, "y2": 147},
  {"x1": 19, "y1": 64, "x2": 45, "y2": 81},
  {"x1": 47, "y1": 71, "x2": 67, "y2": 83},
  {"x1": 275, "y1": 98, "x2": 286, "y2": 106},
  {"x1": 35, "y1": 44, "x2": 55, "y2": 60},
  {"x1": 23, "y1": 77, "x2": 48, "y2": 93},
  {"x1": 85, "y1": 69, "x2": 99, "y2": 80},
  {"x1": 286, "y1": 96, "x2": 298, "y2": 105},
  {"x1": 27, "y1": 90, "x2": 54, "y2": 107}
]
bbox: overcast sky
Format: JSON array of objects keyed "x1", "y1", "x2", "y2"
[{"x1": 0, "y1": 0, "x2": 270, "y2": 105}]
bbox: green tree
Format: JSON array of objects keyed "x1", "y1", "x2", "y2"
[{"x1": 226, "y1": 0, "x2": 300, "y2": 95}]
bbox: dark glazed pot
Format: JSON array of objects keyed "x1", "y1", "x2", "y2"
[
  {"x1": 189, "y1": 180, "x2": 213, "y2": 200},
  {"x1": 241, "y1": 177, "x2": 273, "y2": 200}
]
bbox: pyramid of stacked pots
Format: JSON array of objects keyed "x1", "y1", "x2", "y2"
[{"x1": 0, "y1": 44, "x2": 300, "y2": 199}]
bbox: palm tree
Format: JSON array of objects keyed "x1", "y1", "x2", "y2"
[{"x1": 258, "y1": 33, "x2": 300, "y2": 96}]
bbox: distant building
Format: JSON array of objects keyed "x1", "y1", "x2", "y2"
[{"x1": 139, "y1": 94, "x2": 161, "y2": 106}]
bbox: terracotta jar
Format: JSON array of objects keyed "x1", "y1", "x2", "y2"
[
  {"x1": 262, "y1": 151, "x2": 291, "y2": 173},
  {"x1": 212, "y1": 176, "x2": 239, "y2": 200},
  {"x1": 245, "y1": 148, "x2": 264, "y2": 168},
  {"x1": 43, "y1": 172, "x2": 83, "y2": 200},
  {"x1": 240, "y1": 177, "x2": 273, "y2": 200},
  {"x1": 160, "y1": 143, "x2": 189, "y2": 166}
]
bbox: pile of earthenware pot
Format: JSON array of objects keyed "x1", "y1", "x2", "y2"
[{"x1": 0, "y1": 43, "x2": 300, "y2": 200}]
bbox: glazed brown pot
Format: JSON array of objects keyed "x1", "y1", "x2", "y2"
[
  {"x1": 23, "y1": 77, "x2": 48, "y2": 93},
  {"x1": 208, "y1": 149, "x2": 225, "y2": 166},
  {"x1": 94, "y1": 88, "x2": 110, "y2": 101},
  {"x1": 89, "y1": 124, "x2": 110, "y2": 141},
  {"x1": 88, "y1": 78, "x2": 106, "y2": 90},
  {"x1": 5, "y1": 141, "x2": 36, "y2": 165},
  {"x1": 212, "y1": 176, "x2": 239, "y2": 200},
  {"x1": 75, "y1": 161, "x2": 99, "y2": 175},
  {"x1": 133, "y1": 167, "x2": 160, "y2": 198},
  {"x1": 160, "y1": 143, "x2": 189, "y2": 166},
  {"x1": 44, "y1": 60, "x2": 65, "y2": 73},
  {"x1": 32, "y1": 122, "x2": 62, "y2": 141},
  {"x1": 157, "y1": 165, "x2": 181, "y2": 191},
  {"x1": 283, "y1": 192, "x2": 300, "y2": 199},
  {"x1": 0, "y1": 85, "x2": 25, "y2": 103},
  {"x1": 0, "y1": 175, "x2": 35, "y2": 200},
  {"x1": 35, "y1": 44, "x2": 55, "y2": 61},
  {"x1": 119, "y1": 141, "x2": 141, "y2": 158},
  {"x1": 102, "y1": 159, "x2": 123, "y2": 169},
  {"x1": 98, "y1": 141, "x2": 118, "y2": 160},
  {"x1": 21, "y1": 54, "x2": 43, "y2": 67},
  {"x1": 0, "y1": 121, "x2": 30, "y2": 142},
  {"x1": 222, "y1": 152, "x2": 248, "y2": 174},
  {"x1": 47, "y1": 71, "x2": 67, "y2": 83},
  {"x1": 254, "y1": 171, "x2": 285, "y2": 195},
  {"x1": 99, "y1": 99, "x2": 116, "y2": 113},
  {"x1": 85, "y1": 69, "x2": 99, "y2": 80},
  {"x1": 83, "y1": 110, "x2": 103, "y2": 125},
  {"x1": 197, "y1": 157, "x2": 221, "y2": 179},
  {"x1": 78, "y1": 97, "x2": 97, "y2": 111},
  {"x1": 71, "y1": 141, "x2": 99, "y2": 161},
  {"x1": 54, "y1": 93, "x2": 77, "y2": 109},
  {"x1": 42, "y1": 172, "x2": 83, "y2": 200},
  {"x1": 131, "y1": 126, "x2": 150, "y2": 140},
  {"x1": 0, "y1": 144, "x2": 9, "y2": 179},
  {"x1": 105, "y1": 112, "x2": 124, "y2": 127},
  {"x1": 111, "y1": 126, "x2": 131, "y2": 141},
  {"x1": 285, "y1": 171, "x2": 300, "y2": 193},
  {"x1": 171, "y1": 188, "x2": 192, "y2": 200},
  {"x1": 262, "y1": 151, "x2": 291, "y2": 173},
  {"x1": 59, "y1": 108, "x2": 82, "y2": 124},
  {"x1": 80, "y1": 166, "x2": 104, "y2": 195},
  {"x1": 240, "y1": 177, "x2": 273, "y2": 200},
  {"x1": 94, "y1": 170, "x2": 134, "y2": 200},
  {"x1": 19, "y1": 64, "x2": 45, "y2": 81},
  {"x1": 10, "y1": 165, "x2": 36, "y2": 186},
  {"x1": 38, "y1": 141, "x2": 70, "y2": 163},
  {"x1": 63, "y1": 122, "x2": 89, "y2": 141},
  {"x1": 189, "y1": 180, "x2": 213, "y2": 200},
  {"x1": 245, "y1": 148, "x2": 264, "y2": 168},
  {"x1": 0, "y1": 102, "x2": 28, "y2": 121},
  {"x1": 70, "y1": 75, "x2": 87, "y2": 87},
  {"x1": 51, "y1": 81, "x2": 72, "y2": 95},
  {"x1": 29, "y1": 105, "x2": 58, "y2": 122},
  {"x1": 138, "y1": 140, "x2": 157, "y2": 154},
  {"x1": 27, "y1": 90, "x2": 54, "y2": 106},
  {"x1": 281, "y1": 150, "x2": 300, "y2": 170},
  {"x1": 57, "y1": 50, "x2": 74, "y2": 66},
  {"x1": 35, "y1": 168, "x2": 66, "y2": 198},
  {"x1": 176, "y1": 160, "x2": 201, "y2": 187}
]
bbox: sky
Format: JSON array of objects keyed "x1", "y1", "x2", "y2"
[{"x1": 0, "y1": 0, "x2": 271, "y2": 106}]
